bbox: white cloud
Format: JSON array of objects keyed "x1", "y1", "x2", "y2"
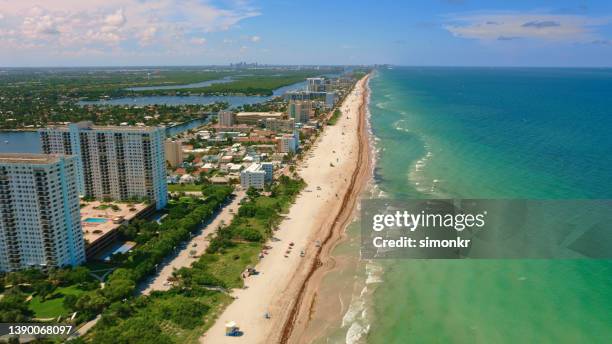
[
  {"x1": 104, "y1": 9, "x2": 126, "y2": 28},
  {"x1": 0, "y1": 0, "x2": 260, "y2": 53},
  {"x1": 139, "y1": 26, "x2": 158, "y2": 46},
  {"x1": 249, "y1": 35, "x2": 261, "y2": 42},
  {"x1": 444, "y1": 12, "x2": 610, "y2": 42},
  {"x1": 190, "y1": 37, "x2": 207, "y2": 45}
]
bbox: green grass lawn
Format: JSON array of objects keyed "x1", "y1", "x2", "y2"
[
  {"x1": 327, "y1": 109, "x2": 342, "y2": 125},
  {"x1": 168, "y1": 184, "x2": 204, "y2": 192},
  {"x1": 29, "y1": 285, "x2": 86, "y2": 319},
  {"x1": 254, "y1": 196, "x2": 278, "y2": 208},
  {"x1": 205, "y1": 243, "x2": 262, "y2": 288}
]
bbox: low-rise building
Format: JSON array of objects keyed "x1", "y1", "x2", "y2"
[
  {"x1": 265, "y1": 118, "x2": 295, "y2": 132},
  {"x1": 212, "y1": 124, "x2": 251, "y2": 133},
  {"x1": 236, "y1": 112, "x2": 284, "y2": 125},
  {"x1": 179, "y1": 174, "x2": 196, "y2": 184}
]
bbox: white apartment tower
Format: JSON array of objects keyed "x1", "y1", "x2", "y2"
[
  {"x1": 218, "y1": 110, "x2": 236, "y2": 127},
  {"x1": 0, "y1": 154, "x2": 85, "y2": 272},
  {"x1": 240, "y1": 163, "x2": 273, "y2": 189},
  {"x1": 39, "y1": 122, "x2": 168, "y2": 209}
]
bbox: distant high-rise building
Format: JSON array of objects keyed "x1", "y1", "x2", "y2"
[
  {"x1": 39, "y1": 122, "x2": 168, "y2": 209},
  {"x1": 288, "y1": 100, "x2": 314, "y2": 124},
  {"x1": 0, "y1": 154, "x2": 85, "y2": 272},
  {"x1": 307, "y1": 77, "x2": 325, "y2": 92},
  {"x1": 218, "y1": 110, "x2": 236, "y2": 127},
  {"x1": 164, "y1": 139, "x2": 183, "y2": 167}
]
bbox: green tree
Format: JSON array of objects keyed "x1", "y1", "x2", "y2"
[
  {"x1": 33, "y1": 280, "x2": 56, "y2": 301},
  {"x1": 93, "y1": 316, "x2": 172, "y2": 344},
  {"x1": 246, "y1": 187, "x2": 260, "y2": 199},
  {"x1": 103, "y1": 278, "x2": 135, "y2": 302}
]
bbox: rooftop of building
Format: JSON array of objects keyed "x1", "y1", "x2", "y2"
[
  {"x1": 0, "y1": 153, "x2": 67, "y2": 165},
  {"x1": 236, "y1": 112, "x2": 284, "y2": 118},
  {"x1": 41, "y1": 121, "x2": 164, "y2": 133},
  {"x1": 243, "y1": 163, "x2": 264, "y2": 172},
  {"x1": 81, "y1": 201, "x2": 150, "y2": 246}
]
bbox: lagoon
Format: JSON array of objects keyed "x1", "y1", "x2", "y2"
[
  {"x1": 125, "y1": 76, "x2": 235, "y2": 91},
  {"x1": 79, "y1": 80, "x2": 307, "y2": 107}
]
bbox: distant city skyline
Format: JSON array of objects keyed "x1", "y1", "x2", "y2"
[{"x1": 1, "y1": 0, "x2": 612, "y2": 67}]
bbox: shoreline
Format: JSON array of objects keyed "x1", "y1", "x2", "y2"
[
  {"x1": 200, "y1": 75, "x2": 372, "y2": 344},
  {"x1": 279, "y1": 75, "x2": 373, "y2": 344}
]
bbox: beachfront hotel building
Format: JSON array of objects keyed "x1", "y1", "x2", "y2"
[
  {"x1": 218, "y1": 110, "x2": 236, "y2": 127},
  {"x1": 240, "y1": 162, "x2": 273, "y2": 189},
  {"x1": 0, "y1": 154, "x2": 85, "y2": 272},
  {"x1": 164, "y1": 139, "x2": 184, "y2": 167},
  {"x1": 39, "y1": 121, "x2": 168, "y2": 210}
]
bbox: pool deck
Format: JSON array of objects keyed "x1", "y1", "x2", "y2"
[{"x1": 80, "y1": 201, "x2": 151, "y2": 258}]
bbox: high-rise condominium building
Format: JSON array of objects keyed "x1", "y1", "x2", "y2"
[
  {"x1": 39, "y1": 122, "x2": 168, "y2": 209},
  {"x1": 0, "y1": 154, "x2": 85, "y2": 272},
  {"x1": 164, "y1": 139, "x2": 183, "y2": 167},
  {"x1": 218, "y1": 110, "x2": 236, "y2": 127},
  {"x1": 288, "y1": 100, "x2": 314, "y2": 124}
]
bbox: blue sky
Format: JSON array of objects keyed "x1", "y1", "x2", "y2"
[{"x1": 1, "y1": 0, "x2": 612, "y2": 66}]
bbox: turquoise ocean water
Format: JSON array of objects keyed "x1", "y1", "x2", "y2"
[{"x1": 316, "y1": 67, "x2": 612, "y2": 343}]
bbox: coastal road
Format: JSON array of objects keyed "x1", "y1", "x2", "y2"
[{"x1": 140, "y1": 190, "x2": 246, "y2": 294}]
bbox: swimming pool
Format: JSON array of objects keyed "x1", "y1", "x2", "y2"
[
  {"x1": 83, "y1": 217, "x2": 108, "y2": 223},
  {"x1": 100, "y1": 242, "x2": 136, "y2": 262}
]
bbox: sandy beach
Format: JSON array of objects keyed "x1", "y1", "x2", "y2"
[{"x1": 201, "y1": 75, "x2": 371, "y2": 344}]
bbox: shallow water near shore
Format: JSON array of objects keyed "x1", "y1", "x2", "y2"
[{"x1": 311, "y1": 67, "x2": 612, "y2": 343}]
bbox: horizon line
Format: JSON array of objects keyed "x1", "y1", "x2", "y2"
[{"x1": 2, "y1": 64, "x2": 612, "y2": 69}]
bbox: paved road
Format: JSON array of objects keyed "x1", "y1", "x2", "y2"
[{"x1": 140, "y1": 190, "x2": 246, "y2": 294}]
